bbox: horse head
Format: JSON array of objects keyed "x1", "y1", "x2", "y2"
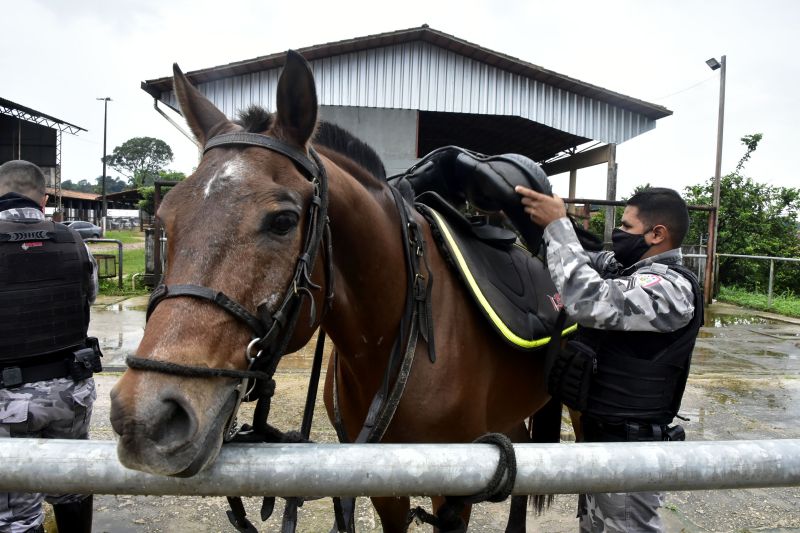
[{"x1": 110, "y1": 51, "x2": 325, "y2": 476}]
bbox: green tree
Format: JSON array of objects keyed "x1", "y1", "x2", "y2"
[
  {"x1": 586, "y1": 183, "x2": 652, "y2": 243},
  {"x1": 684, "y1": 134, "x2": 800, "y2": 293},
  {"x1": 137, "y1": 170, "x2": 186, "y2": 215},
  {"x1": 106, "y1": 137, "x2": 174, "y2": 188},
  {"x1": 62, "y1": 179, "x2": 96, "y2": 193},
  {"x1": 95, "y1": 176, "x2": 127, "y2": 194}
]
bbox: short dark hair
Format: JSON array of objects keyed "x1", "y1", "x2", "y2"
[
  {"x1": 626, "y1": 187, "x2": 689, "y2": 247},
  {"x1": 0, "y1": 160, "x2": 46, "y2": 201}
]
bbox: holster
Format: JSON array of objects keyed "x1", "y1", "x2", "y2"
[
  {"x1": 546, "y1": 339, "x2": 596, "y2": 411},
  {"x1": 663, "y1": 424, "x2": 686, "y2": 441},
  {"x1": 68, "y1": 337, "x2": 103, "y2": 381}
]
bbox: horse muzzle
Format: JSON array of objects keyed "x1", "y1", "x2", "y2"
[{"x1": 110, "y1": 373, "x2": 235, "y2": 476}]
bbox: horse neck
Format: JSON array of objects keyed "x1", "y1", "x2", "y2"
[{"x1": 320, "y1": 163, "x2": 408, "y2": 360}]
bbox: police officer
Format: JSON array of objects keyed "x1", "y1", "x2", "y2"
[
  {"x1": 515, "y1": 185, "x2": 703, "y2": 533},
  {"x1": 0, "y1": 160, "x2": 100, "y2": 533}
]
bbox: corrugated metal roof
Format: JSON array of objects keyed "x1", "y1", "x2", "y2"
[
  {"x1": 0, "y1": 97, "x2": 87, "y2": 132},
  {"x1": 46, "y1": 187, "x2": 98, "y2": 201},
  {"x1": 155, "y1": 42, "x2": 661, "y2": 145},
  {"x1": 142, "y1": 25, "x2": 672, "y2": 125}
]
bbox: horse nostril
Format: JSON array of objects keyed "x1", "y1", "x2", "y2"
[{"x1": 150, "y1": 399, "x2": 197, "y2": 451}]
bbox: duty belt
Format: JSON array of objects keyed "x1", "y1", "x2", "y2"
[
  {"x1": 0, "y1": 345, "x2": 101, "y2": 388},
  {"x1": 1, "y1": 360, "x2": 73, "y2": 388},
  {"x1": 581, "y1": 417, "x2": 683, "y2": 442}
]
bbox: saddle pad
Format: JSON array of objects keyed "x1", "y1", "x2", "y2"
[{"x1": 417, "y1": 203, "x2": 576, "y2": 351}]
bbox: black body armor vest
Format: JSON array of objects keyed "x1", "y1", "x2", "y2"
[
  {"x1": 578, "y1": 264, "x2": 704, "y2": 424},
  {"x1": 0, "y1": 218, "x2": 92, "y2": 362}
]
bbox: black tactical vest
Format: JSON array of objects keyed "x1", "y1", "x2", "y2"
[
  {"x1": 0, "y1": 218, "x2": 92, "y2": 362},
  {"x1": 578, "y1": 265, "x2": 704, "y2": 424}
]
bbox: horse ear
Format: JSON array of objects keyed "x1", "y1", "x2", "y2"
[
  {"x1": 273, "y1": 50, "x2": 318, "y2": 148},
  {"x1": 172, "y1": 63, "x2": 231, "y2": 146}
]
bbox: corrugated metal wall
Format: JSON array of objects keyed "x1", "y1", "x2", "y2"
[{"x1": 163, "y1": 42, "x2": 654, "y2": 145}]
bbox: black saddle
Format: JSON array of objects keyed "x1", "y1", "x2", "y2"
[
  {"x1": 415, "y1": 191, "x2": 574, "y2": 350},
  {"x1": 390, "y1": 146, "x2": 553, "y2": 252},
  {"x1": 390, "y1": 146, "x2": 583, "y2": 350}
]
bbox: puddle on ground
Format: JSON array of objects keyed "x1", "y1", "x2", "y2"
[{"x1": 88, "y1": 305, "x2": 146, "y2": 367}]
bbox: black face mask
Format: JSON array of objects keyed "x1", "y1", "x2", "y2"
[{"x1": 612, "y1": 227, "x2": 652, "y2": 267}]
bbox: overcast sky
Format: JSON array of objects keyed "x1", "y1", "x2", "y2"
[{"x1": 3, "y1": 0, "x2": 798, "y2": 200}]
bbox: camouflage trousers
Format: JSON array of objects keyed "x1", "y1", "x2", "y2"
[
  {"x1": 0, "y1": 376, "x2": 96, "y2": 533},
  {"x1": 578, "y1": 491, "x2": 664, "y2": 533}
]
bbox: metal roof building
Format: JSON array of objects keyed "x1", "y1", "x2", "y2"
[
  {"x1": 141, "y1": 25, "x2": 671, "y2": 226},
  {"x1": 1, "y1": 97, "x2": 87, "y2": 215}
]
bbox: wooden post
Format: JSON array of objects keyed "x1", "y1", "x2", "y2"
[
  {"x1": 153, "y1": 184, "x2": 163, "y2": 284},
  {"x1": 568, "y1": 168, "x2": 577, "y2": 214},
  {"x1": 603, "y1": 144, "x2": 618, "y2": 246},
  {"x1": 767, "y1": 260, "x2": 775, "y2": 308},
  {"x1": 582, "y1": 203, "x2": 591, "y2": 231}
]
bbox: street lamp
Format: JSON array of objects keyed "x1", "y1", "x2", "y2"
[
  {"x1": 96, "y1": 97, "x2": 112, "y2": 234},
  {"x1": 703, "y1": 56, "x2": 726, "y2": 305}
]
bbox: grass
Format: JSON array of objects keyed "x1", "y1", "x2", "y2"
[
  {"x1": 717, "y1": 285, "x2": 800, "y2": 318},
  {"x1": 90, "y1": 230, "x2": 149, "y2": 296},
  {"x1": 102, "y1": 229, "x2": 145, "y2": 244}
]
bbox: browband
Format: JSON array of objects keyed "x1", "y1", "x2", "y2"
[{"x1": 204, "y1": 132, "x2": 319, "y2": 178}]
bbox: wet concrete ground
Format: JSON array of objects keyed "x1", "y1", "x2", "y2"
[{"x1": 72, "y1": 299, "x2": 800, "y2": 532}]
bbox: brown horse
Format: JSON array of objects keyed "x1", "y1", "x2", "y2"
[{"x1": 110, "y1": 51, "x2": 559, "y2": 532}]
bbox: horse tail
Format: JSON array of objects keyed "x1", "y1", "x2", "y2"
[{"x1": 526, "y1": 396, "x2": 563, "y2": 514}]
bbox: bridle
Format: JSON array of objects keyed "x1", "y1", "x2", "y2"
[
  {"x1": 126, "y1": 131, "x2": 334, "y2": 439},
  {"x1": 124, "y1": 130, "x2": 438, "y2": 533}
]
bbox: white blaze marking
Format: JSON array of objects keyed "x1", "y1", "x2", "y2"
[{"x1": 204, "y1": 157, "x2": 246, "y2": 198}]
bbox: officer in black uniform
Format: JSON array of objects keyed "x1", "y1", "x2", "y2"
[
  {"x1": 0, "y1": 160, "x2": 101, "y2": 533},
  {"x1": 516, "y1": 185, "x2": 703, "y2": 533}
]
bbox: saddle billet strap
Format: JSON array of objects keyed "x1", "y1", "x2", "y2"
[
  {"x1": 356, "y1": 187, "x2": 431, "y2": 444},
  {"x1": 329, "y1": 187, "x2": 435, "y2": 533}
]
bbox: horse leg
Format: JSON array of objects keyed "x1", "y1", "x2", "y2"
[
  {"x1": 568, "y1": 408, "x2": 583, "y2": 442},
  {"x1": 430, "y1": 496, "x2": 471, "y2": 533},
  {"x1": 504, "y1": 423, "x2": 533, "y2": 533},
  {"x1": 371, "y1": 496, "x2": 410, "y2": 533},
  {"x1": 526, "y1": 397, "x2": 563, "y2": 514}
]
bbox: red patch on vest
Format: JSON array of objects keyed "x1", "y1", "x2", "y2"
[
  {"x1": 548, "y1": 293, "x2": 564, "y2": 311},
  {"x1": 21, "y1": 242, "x2": 43, "y2": 251}
]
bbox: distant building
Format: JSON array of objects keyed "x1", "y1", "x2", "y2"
[{"x1": 1, "y1": 97, "x2": 86, "y2": 215}]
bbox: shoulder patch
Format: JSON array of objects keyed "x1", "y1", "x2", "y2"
[
  {"x1": 636, "y1": 273, "x2": 663, "y2": 288},
  {"x1": 649, "y1": 263, "x2": 669, "y2": 274}
]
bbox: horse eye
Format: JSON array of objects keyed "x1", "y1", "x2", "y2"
[{"x1": 263, "y1": 211, "x2": 299, "y2": 235}]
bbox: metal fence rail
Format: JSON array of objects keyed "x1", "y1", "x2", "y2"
[
  {"x1": 717, "y1": 253, "x2": 800, "y2": 307},
  {"x1": 1, "y1": 439, "x2": 799, "y2": 497}
]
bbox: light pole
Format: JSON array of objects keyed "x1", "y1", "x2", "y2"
[
  {"x1": 703, "y1": 56, "x2": 726, "y2": 305},
  {"x1": 97, "y1": 97, "x2": 112, "y2": 234}
]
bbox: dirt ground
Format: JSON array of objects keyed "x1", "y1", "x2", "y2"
[{"x1": 41, "y1": 302, "x2": 800, "y2": 532}]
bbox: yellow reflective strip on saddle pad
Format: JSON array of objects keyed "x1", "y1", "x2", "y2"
[{"x1": 426, "y1": 208, "x2": 576, "y2": 349}]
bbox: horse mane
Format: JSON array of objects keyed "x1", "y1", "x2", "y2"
[{"x1": 237, "y1": 105, "x2": 387, "y2": 184}]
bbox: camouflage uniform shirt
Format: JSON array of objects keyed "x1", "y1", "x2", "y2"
[
  {"x1": 543, "y1": 217, "x2": 695, "y2": 332},
  {"x1": 544, "y1": 217, "x2": 696, "y2": 533}
]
